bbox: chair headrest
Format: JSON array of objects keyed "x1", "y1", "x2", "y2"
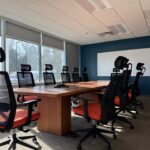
[
  {"x1": 114, "y1": 56, "x2": 129, "y2": 70},
  {"x1": 136, "y1": 63, "x2": 144, "y2": 70},
  {"x1": 45, "y1": 64, "x2": 53, "y2": 71},
  {"x1": 62, "y1": 66, "x2": 69, "y2": 72},
  {"x1": 83, "y1": 67, "x2": 87, "y2": 72},
  {"x1": 0, "y1": 47, "x2": 5, "y2": 62},
  {"x1": 21, "y1": 64, "x2": 31, "y2": 71},
  {"x1": 73, "y1": 67, "x2": 78, "y2": 72}
]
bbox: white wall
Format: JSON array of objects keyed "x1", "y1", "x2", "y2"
[{"x1": 97, "y1": 48, "x2": 149, "y2": 76}]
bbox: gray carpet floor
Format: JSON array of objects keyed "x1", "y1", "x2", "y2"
[{"x1": 0, "y1": 96, "x2": 150, "y2": 150}]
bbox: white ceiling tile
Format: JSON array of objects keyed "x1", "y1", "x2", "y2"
[
  {"x1": 93, "y1": 9, "x2": 122, "y2": 26},
  {"x1": 0, "y1": 0, "x2": 148, "y2": 45},
  {"x1": 117, "y1": 32, "x2": 134, "y2": 39},
  {"x1": 102, "y1": 35, "x2": 119, "y2": 41},
  {"x1": 109, "y1": 0, "x2": 150, "y2": 37},
  {"x1": 44, "y1": 0, "x2": 109, "y2": 33},
  {"x1": 140, "y1": 0, "x2": 150, "y2": 11},
  {"x1": 12, "y1": 0, "x2": 92, "y2": 35},
  {"x1": 146, "y1": 19, "x2": 150, "y2": 30}
]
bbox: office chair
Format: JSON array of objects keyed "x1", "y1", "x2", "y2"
[
  {"x1": 72, "y1": 67, "x2": 80, "y2": 82},
  {"x1": 82, "y1": 67, "x2": 89, "y2": 81},
  {"x1": 0, "y1": 48, "x2": 40, "y2": 149},
  {"x1": 17, "y1": 64, "x2": 37, "y2": 103},
  {"x1": 129, "y1": 63, "x2": 146, "y2": 109},
  {"x1": 113, "y1": 56, "x2": 135, "y2": 129},
  {"x1": 73, "y1": 72, "x2": 121, "y2": 150},
  {"x1": 43, "y1": 64, "x2": 56, "y2": 85},
  {"x1": 61, "y1": 66, "x2": 71, "y2": 83}
]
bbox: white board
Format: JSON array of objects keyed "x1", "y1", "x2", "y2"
[{"x1": 97, "y1": 48, "x2": 149, "y2": 76}]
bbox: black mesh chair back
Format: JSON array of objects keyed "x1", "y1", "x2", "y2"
[
  {"x1": 113, "y1": 56, "x2": 132, "y2": 107},
  {"x1": 17, "y1": 64, "x2": 35, "y2": 87},
  {"x1": 72, "y1": 67, "x2": 80, "y2": 82},
  {"x1": 0, "y1": 48, "x2": 16, "y2": 132},
  {"x1": 82, "y1": 67, "x2": 89, "y2": 81},
  {"x1": 132, "y1": 63, "x2": 146, "y2": 96},
  {"x1": 101, "y1": 73, "x2": 121, "y2": 124},
  {"x1": 43, "y1": 64, "x2": 56, "y2": 85},
  {"x1": 61, "y1": 66, "x2": 71, "y2": 83}
]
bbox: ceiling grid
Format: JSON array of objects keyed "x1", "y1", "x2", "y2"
[{"x1": 0, "y1": 0, "x2": 148, "y2": 44}]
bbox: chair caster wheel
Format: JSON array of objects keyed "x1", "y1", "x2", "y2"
[
  {"x1": 130, "y1": 125, "x2": 135, "y2": 129},
  {"x1": 77, "y1": 144, "x2": 82, "y2": 150},
  {"x1": 113, "y1": 134, "x2": 117, "y2": 140},
  {"x1": 33, "y1": 137, "x2": 39, "y2": 145}
]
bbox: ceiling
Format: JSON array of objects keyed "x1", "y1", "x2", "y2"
[{"x1": 0, "y1": 0, "x2": 150, "y2": 45}]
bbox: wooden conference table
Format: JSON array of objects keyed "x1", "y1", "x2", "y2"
[{"x1": 14, "y1": 81, "x2": 109, "y2": 136}]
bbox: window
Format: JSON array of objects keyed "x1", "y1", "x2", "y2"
[
  {"x1": 6, "y1": 38, "x2": 39, "y2": 84},
  {"x1": 0, "y1": 36, "x2": 2, "y2": 71},
  {"x1": 41, "y1": 46, "x2": 64, "y2": 81}
]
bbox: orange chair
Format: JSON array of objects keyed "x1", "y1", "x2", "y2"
[
  {"x1": 17, "y1": 64, "x2": 38, "y2": 103},
  {"x1": 0, "y1": 48, "x2": 41, "y2": 149},
  {"x1": 73, "y1": 74, "x2": 120, "y2": 150},
  {"x1": 129, "y1": 63, "x2": 146, "y2": 109}
]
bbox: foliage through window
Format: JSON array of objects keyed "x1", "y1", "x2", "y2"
[
  {"x1": 6, "y1": 38, "x2": 39, "y2": 84},
  {"x1": 41, "y1": 46, "x2": 64, "y2": 81}
]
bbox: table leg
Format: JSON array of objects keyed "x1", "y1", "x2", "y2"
[{"x1": 37, "y1": 96, "x2": 71, "y2": 136}]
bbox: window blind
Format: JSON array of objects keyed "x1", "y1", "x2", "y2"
[{"x1": 6, "y1": 22, "x2": 41, "y2": 44}]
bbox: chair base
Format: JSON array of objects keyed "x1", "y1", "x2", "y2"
[
  {"x1": 133, "y1": 99, "x2": 144, "y2": 109},
  {"x1": 0, "y1": 133, "x2": 40, "y2": 150},
  {"x1": 76, "y1": 124, "x2": 115, "y2": 150},
  {"x1": 116, "y1": 116, "x2": 134, "y2": 129}
]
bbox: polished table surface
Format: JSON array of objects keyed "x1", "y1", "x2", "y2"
[{"x1": 14, "y1": 81, "x2": 109, "y2": 135}]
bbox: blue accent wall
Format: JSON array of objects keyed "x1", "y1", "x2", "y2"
[{"x1": 80, "y1": 36, "x2": 150, "y2": 95}]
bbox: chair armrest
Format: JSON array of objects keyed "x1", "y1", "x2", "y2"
[
  {"x1": 17, "y1": 99, "x2": 41, "y2": 107},
  {"x1": 17, "y1": 99, "x2": 41, "y2": 125}
]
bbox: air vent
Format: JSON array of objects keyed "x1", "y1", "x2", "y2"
[
  {"x1": 108, "y1": 24, "x2": 128, "y2": 34},
  {"x1": 144, "y1": 10, "x2": 150, "y2": 19},
  {"x1": 98, "y1": 31, "x2": 114, "y2": 37},
  {"x1": 74, "y1": 0, "x2": 112, "y2": 13}
]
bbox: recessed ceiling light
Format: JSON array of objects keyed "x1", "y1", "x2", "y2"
[{"x1": 74, "y1": 0, "x2": 112, "y2": 13}]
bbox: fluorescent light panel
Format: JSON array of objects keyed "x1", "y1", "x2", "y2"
[
  {"x1": 74, "y1": 0, "x2": 112, "y2": 13},
  {"x1": 74, "y1": 0, "x2": 95, "y2": 13}
]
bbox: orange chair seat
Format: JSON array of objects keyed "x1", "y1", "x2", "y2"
[
  {"x1": 0, "y1": 109, "x2": 40, "y2": 129},
  {"x1": 114, "y1": 96, "x2": 120, "y2": 105},
  {"x1": 73, "y1": 103, "x2": 101, "y2": 121},
  {"x1": 19, "y1": 96, "x2": 38, "y2": 102}
]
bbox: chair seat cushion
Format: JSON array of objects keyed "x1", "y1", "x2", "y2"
[
  {"x1": 73, "y1": 103, "x2": 101, "y2": 121},
  {"x1": 114, "y1": 96, "x2": 120, "y2": 105},
  {"x1": 0, "y1": 109, "x2": 40, "y2": 129},
  {"x1": 18, "y1": 96, "x2": 38, "y2": 102}
]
